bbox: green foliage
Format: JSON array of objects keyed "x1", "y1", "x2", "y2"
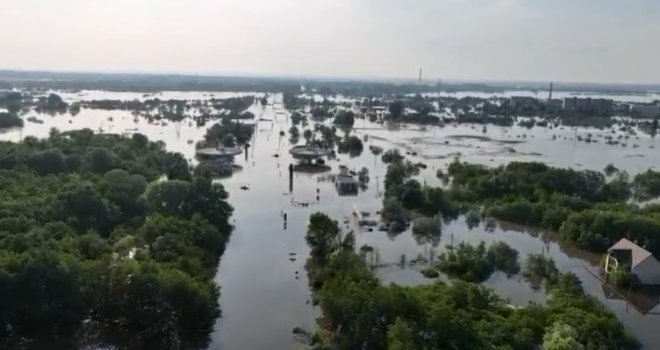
[
  {"x1": 333, "y1": 110, "x2": 355, "y2": 127},
  {"x1": 291, "y1": 111, "x2": 306, "y2": 125},
  {"x1": 87, "y1": 147, "x2": 118, "y2": 173},
  {"x1": 303, "y1": 129, "x2": 313, "y2": 143},
  {"x1": 306, "y1": 228, "x2": 638, "y2": 350},
  {"x1": 437, "y1": 241, "x2": 520, "y2": 282},
  {"x1": 306, "y1": 213, "x2": 342, "y2": 263},
  {"x1": 164, "y1": 152, "x2": 192, "y2": 181},
  {"x1": 487, "y1": 241, "x2": 521, "y2": 276},
  {"x1": 559, "y1": 209, "x2": 660, "y2": 254},
  {"x1": 289, "y1": 125, "x2": 300, "y2": 138},
  {"x1": 0, "y1": 131, "x2": 233, "y2": 347},
  {"x1": 0, "y1": 112, "x2": 23, "y2": 128},
  {"x1": 283, "y1": 93, "x2": 306, "y2": 110},
  {"x1": 604, "y1": 163, "x2": 619, "y2": 176},
  {"x1": 44, "y1": 93, "x2": 68, "y2": 111},
  {"x1": 610, "y1": 266, "x2": 634, "y2": 289},
  {"x1": 446, "y1": 161, "x2": 660, "y2": 256},
  {"x1": 412, "y1": 216, "x2": 442, "y2": 246},
  {"x1": 382, "y1": 159, "x2": 458, "y2": 227},
  {"x1": 203, "y1": 117, "x2": 254, "y2": 146},
  {"x1": 381, "y1": 149, "x2": 404, "y2": 163},
  {"x1": 337, "y1": 135, "x2": 363, "y2": 157},
  {"x1": 26, "y1": 148, "x2": 66, "y2": 175},
  {"x1": 145, "y1": 180, "x2": 192, "y2": 215},
  {"x1": 543, "y1": 322, "x2": 585, "y2": 350},
  {"x1": 465, "y1": 209, "x2": 481, "y2": 229},
  {"x1": 545, "y1": 273, "x2": 639, "y2": 349},
  {"x1": 388, "y1": 100, "x2": 404, "y2": 120},
  {"x1": 632, "y1": 169, "x2": 660, "y2": 201},
  {"x1": 420, "y1": 268, "x2": 440, "y2": 278},
  {"x1": 523, "y1": 254, "x2": 560, "y2": 290}
]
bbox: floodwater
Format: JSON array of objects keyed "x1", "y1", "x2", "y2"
[{"x1": 1, "y1": 92, "x2": 659, "y2": 349}]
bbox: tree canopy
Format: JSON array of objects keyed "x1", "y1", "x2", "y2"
[{"x1": 0, "y1": 130, "x2": 233, "y2": 348}]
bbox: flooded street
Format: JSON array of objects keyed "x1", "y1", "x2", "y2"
[{"x1": 1, "y1": 91, "x2": 659, "y2": 349}]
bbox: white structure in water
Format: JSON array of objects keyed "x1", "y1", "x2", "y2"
[
  {"x1": 606, "y1": 238, "x2": 660, "y2": 285},
  {"x1": 289, "y1": 145, "x2": 332, "y2": 165}
]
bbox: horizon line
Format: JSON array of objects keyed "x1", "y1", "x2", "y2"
[{"x1": 1, "y1": 67, "x2": 660, "y2": 88}]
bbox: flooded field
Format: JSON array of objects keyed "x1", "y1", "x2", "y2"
[{"x1": 1, "y1": 92, "x2": 659, "y2": 349}]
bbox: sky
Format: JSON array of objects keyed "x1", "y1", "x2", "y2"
[{"x1": 1, "y1": 0, "x2": 660, "y2": 84}]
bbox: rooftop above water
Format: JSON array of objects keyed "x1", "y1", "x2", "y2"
[
  {"x1": 196, "y1": 146, "x2": 243, "y2": 158},
  {"x1": 289, "y1": 145, "x2": 333, "y2": 158}
]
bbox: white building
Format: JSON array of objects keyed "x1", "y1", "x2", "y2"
[{"x1": 606, "y1": 238, "x2": 660, "y2": 285}]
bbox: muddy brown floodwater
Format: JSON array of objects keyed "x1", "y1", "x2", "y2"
[{"x1": 1, "y1": 91, "x2": 658, "y2": 349}]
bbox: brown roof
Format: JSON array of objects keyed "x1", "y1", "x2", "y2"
[{"x1": 608, "y1": 238, "x2": 654, "y2": 267}]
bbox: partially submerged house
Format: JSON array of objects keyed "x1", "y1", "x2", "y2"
[
  {"x1": 335, "y1": 174, "x2": 359, "y2": 195},
  {"x1": 606, "y1": 238, "x2": 660, "y2": 286}
]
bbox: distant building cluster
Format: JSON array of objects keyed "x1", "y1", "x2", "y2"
[
  {"x1": 562, "y1": 97, "x2": 614, "y2": 114},
  {"x1": 506, "y1": 95, "x2": 660, "y2": 119},
  {"x1": 631, "y1": 104, "x2": 660, "y2": 118}
]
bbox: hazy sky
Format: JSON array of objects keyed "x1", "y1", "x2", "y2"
[{"x1": 2, "y1": 0, "x2": 659, "y2": 83}]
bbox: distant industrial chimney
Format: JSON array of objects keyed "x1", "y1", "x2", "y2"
[
  {"x1": 548, "y1": 82, "x2": 554, "y2": 102},
  {"x1": 418, "y1": 68, "x2": 422, "y2": 82}
]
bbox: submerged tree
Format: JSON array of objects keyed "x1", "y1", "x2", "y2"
[{"x1": 388, "y1": 101, "x2": 404, "y2": 120}]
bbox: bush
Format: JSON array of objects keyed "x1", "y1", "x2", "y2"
[
  {"x1": 0, "y1": 112, "x2": 23, "y2": 128},
  {"x1": 523, "y1": 254, "x2": 559, "y2": 290},
  {"x1": 487, "y1": 242, "x2": 520, "y2": 276},
  {"x1": 333, "y1": 110, "x2": 355, "y2": 127},
  {"x1": 437, "y1": 241, "x2": 520, "y2": 282},
  {"x1": 337, "y1": 136, "x2": 363, "y2": 157},
  {"x1": 437, "y1": 242, "x2": 492, "y2": 282},
  {"x1": 420, "y1": 268, "x2": 439, "y2": 278},
  {"x1": 382, "y1": 149, "x2": 404, "y2": 163}
]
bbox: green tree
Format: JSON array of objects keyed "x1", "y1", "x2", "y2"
[
  {"x1": 303, "y1": 129, "x2": 313, "y2": 144},
  {"x1": 102, "y1": 169, "x2": 148, "y2": 216},
  {"x1": 306, "y1": 213, "x2": 341, "y2": 263},
  {"x1": 145, "y1": 180, "x2": 191, "y2": 215},
  {"x1": 25, "y1": 148, "x2": 66, "y2": 175},
  {"x1": 8, "y1": 250, "x2": 86, "y2": 337},
  {"x1": 388, "y1": 101, "x2": 404, "y2": 120},
  {"x1": 87, "y1": 147, "x2": 118, "y2": 174},
  {"x1": 164, "y1": 152, "x2": 191, "y2": 181},
  {"x1": 221, "y1": 134, "x2": 236, "y2": 147},
  {"x1": 55, "y1": 183, "x2": 116, "y2": 234}
]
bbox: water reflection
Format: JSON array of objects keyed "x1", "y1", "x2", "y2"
[{"x1": 2, "y1": 91, "x2": 660, "y2": 349}]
